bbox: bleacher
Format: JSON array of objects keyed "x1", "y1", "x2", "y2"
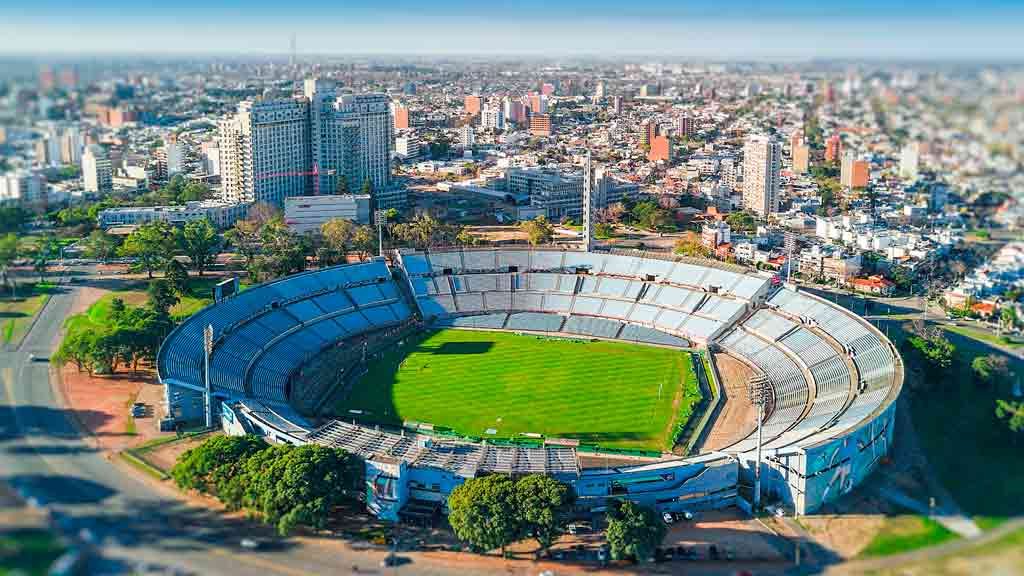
[
  {"x1": 404, "y1": 249, "x2": 759, "y2": 344},
  {"x1": 158, "y1": 260, "x2": 412, "y2": 410}
]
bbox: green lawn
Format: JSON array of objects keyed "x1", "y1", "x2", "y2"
[
  {"x1": 942, "y1": 324, "x2": 1024, "y2": 349},
  {"x1": 0, "y1": 528, "x2": 65, "y2": 576},
  {"x1": 0, "y1": 281, "x2": 57, "y2": 346},
  {"x1": 892, "y1": 319, "x2": 1024, "y2": 526},
  {"x1": 335, "y1": 329, "x2": 699, "y2": 452},
  {"x1": 63, "y1": 276, "x2": 234, "y2": 339},
  {"x1": 858, "y1": 516, "x2": 957, "y2": 558}
]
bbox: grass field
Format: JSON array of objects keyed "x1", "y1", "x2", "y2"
[
  {"x1": 0, "y1": 528, "x2": 65, "y2": 576},
  {"x1": 881, "y1": 318, "x2": 1024, "y2": 528},
  {"x1": 336, "y1": 329, "x2": 700, "y2": 452},
  {"x1": 63, "y1": 276, "x2": 240, "y2": 340},
  {"x1": 0, "y1": 281, "x2": 57, "y2": 346},
  {"x1": 857, "y1": 515, "x2": 957, "y2": 558}
]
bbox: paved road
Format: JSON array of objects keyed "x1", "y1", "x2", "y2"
[{"x1": 0, "y1": 268, "x2": 408, "y2": 575}]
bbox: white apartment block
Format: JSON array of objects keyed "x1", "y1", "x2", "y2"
[
  {"x1": 219, "y1": 79, "x2": 395, "y2": 209},
  {"x1": 395, "y1": 135, "x2": 422, "y2": 160},
  {"x1": 219, "y1": 98, "x2": 311, "y2": 206},
  {"x1": 284, "y1": 194, "x2": 371, "y2": 233},
  {"x1": 0, "y1": 170, "x2": 45, "y2": 204},
  {"x1": 742, "y1": 135, "x2": 781, "y2": 217},
  {"x1": 98, "y1": 200, "x2": 251, "y2": 230},
  {"x1": 480, "y1": 102, "x2": 505, "y2": 131},
  {"x1": 82, "y1": 144, "x2": 112, "y2": 193}
]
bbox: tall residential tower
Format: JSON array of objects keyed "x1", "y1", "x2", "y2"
[{"x1": 742, "y1": 135, "x2": 781, "y2": 217}]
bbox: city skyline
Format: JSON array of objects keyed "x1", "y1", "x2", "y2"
[{"x1": 4, "y1": 0, "x2": 1024, "y2": 59}]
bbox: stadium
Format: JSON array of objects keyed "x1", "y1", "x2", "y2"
[{"x1": 158, "y1": 247, "x2": 902, "y2": 522}]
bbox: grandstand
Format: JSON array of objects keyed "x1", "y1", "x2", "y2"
[{"x1": 159, "y1": 248, "x2": 901, "y2": 521}]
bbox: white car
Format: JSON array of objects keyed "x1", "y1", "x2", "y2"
[{"x1": 662, "y1": 511, "x2": 675, "y2": 524}]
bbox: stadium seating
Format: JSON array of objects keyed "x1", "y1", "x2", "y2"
[{"x1": 161, "y1": 249, "x2": 900, "y2": 516}]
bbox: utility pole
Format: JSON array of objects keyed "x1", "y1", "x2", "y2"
[
  {"x1": 203, "y1": 324, "x2": 214, "y2": 428},
  {"x1": 375, "y1": 209, "x2": 388, "y2": 257},
  {"x1": 749, "y1": 374, "x2": 769, "y2": 513}
]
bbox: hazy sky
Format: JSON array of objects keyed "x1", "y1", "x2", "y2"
[{"x1": 3, "y1": 0, "x2": 1024, "y2": 59}]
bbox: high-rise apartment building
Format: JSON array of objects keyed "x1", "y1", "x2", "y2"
[
  {"x1": 529, "y1": 114, "x2": 552, "y2": 137},
  {"x1": 742, "y1": 135, "x2": 781, "y2": 217},
  {"x1": 460, "y1": 124, "x2": 476, "y2": 148},
  {"x1": 792, "y1": 142, "x2": 810, "y2": 174},
  {"x1": 82, "y1": 144, "x2": 113, "y2": 193},
  {"x1": 392, "y1": 102, "x2": 410, "y2": 130},
  {"x1": 464, "y1": 95, "x2": 482, "y2": 116},
  {"x1": 648, "y1": 135, "x2": 672, "y2": 163},
  {"x1": 480, "y1": 102, "x2": 504, "y2": 131},
  {"x1": 219, "y1": 79, "x2": 396, "y2": 209},
  {"x1": 825, "y1": 134, "x2": 842, "y2": 163},
  {"x1": 841, "y1": 152, "x2": 869, "y2": 188},
  {"x1": 678, "y1": 115, "x2": 694, "y2": 138},
  {"x1": 220, "y1": 98, "x2": 310, "y2": 206},
  {"x1": 900, "y1": 141, "x2": 919, "y2": 180}
]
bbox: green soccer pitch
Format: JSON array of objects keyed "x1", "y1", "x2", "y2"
[{"x1": 334, "y1": 328, "x2": 702, "y2": 452}]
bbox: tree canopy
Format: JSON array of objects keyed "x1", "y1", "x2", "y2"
[
  {"x1": 605, "y1": 501, "x2": 666, "y2": 564},
  {"x1": 519, "y1": 215, "x2": 555, "y2": 246},
  {"x1": 447, "y1": 475, "x2": 520, "y2": 554},
  {"x1": 177, "y1": 218, "x2": 219, "y2": 276},
  {"x1": 118, "y1": 221, "x2": 176, "y2": 278},
  {"x1": 172, "y1": 436, "x2": 357, "y2": 536}
]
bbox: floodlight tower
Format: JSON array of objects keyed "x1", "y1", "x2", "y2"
[
  {"x1": 375, "y1": 209, "x2": 388, "y2": 257},
  {"x1": 748, "y1": 373, "x2": 770, "y2": 512},
  {"x1": 582, "y1": 150, "x2": 595, "y2": 252}
]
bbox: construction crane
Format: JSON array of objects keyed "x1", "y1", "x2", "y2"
[{"x1": 254, "y1": 162, "x2": 337, "y2": 196}]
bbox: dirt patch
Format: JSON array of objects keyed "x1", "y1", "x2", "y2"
[
  {"x1": 661, "y1": 508, "x2": 790, "y2": 561},
  {"x1": 59, "y1": 364, "x2": 169, "y2": 452},
  {"x1": 796, "y1": 489, "x2": 910, "y2": 559},
  {"x1": 144, "y1": 432, "x2": 213, "y2": 472},
  {"x1": 700, "y1": 352, "x2": 757, "y2": 451},
  {"x1": 56, "y1": 281, "x2": 174, "y2": 452}
]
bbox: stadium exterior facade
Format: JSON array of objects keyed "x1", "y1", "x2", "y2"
[{"x1": 159, "y1": 248, "x2": 901, "y2": 521}]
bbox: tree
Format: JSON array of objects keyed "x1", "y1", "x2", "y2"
[
  {"x1": 222, "y1": 444, "x2": 355, "y2": 536},
  {"x1": 456, "y1": 226, "x2": 481, "y2": 247},
  {"x1": 351, "y1": 225, "x2": 376, "y2": 260},
  {"x1": 514, "y1": 475, "x2": 574, "y2": 556},
  {"x1": 1000, "y1": 307, "x2": 1018, "y2": 333},
  {"x1": 674, "y1": 231, "x2": 710, "y2": 258},
  {"x1": 246, "y1": 202, "x2": 281, "y2": 227},
  {"x1": 171, "y1": 435, "x2": 268, "y2": 495},
  {"x1": 165, "y1": 259, "x2": 190, "y2": 296},
  {"x1": 996, "y1": 400, "x2": 1024, "y2": 438},
  {"x1": 605, "y1": 501, "x2": 666, "y2": 564},
  {"x1": 147, "y1": 279, "x2": 180, "y2": 318},
  {"x1": 594, "y1": 222, "x2": 615, "y2": 239},
  {"x1": 905, "y1": 332, "x2": 955, "y2": 378},
  {"x1": 178, "y1": 182, "x2": 212, "y2": 203},
  {"x1": 27, "y1": 234, "x2": 58, "y2": 283},
  {"x1": 0, "y1": 233, "x2": 19, "y2": 296},
  {"x1": 224, "y1": 219, "x2": 262, "y2": 269},
  {"x1": 972, "y1": 354, "x2": 1011, "y2": 386},
  {"x1": 119, "y1": 221, "x2": 176, "y2": 278},
  {"x1": 336, "y1": 177, "x2": 350, "y2": 195},
  {"x1": 520, "y1": 216, "x2": 555, "y2": 246},
  {"x1": 54, "y1": 330, "x2": 96, "y2": 374},
  {"x1": 82, "y1": 229, "x2": 120, "y2": 263},
  {"x1": 178, "y1": 219, "x2": 219, "y2": 276},
  {"x1": 319, "y1": 218, "x2": 355, "y2": 266},
  {"x1": 361, "y1": 178, "x2": 373, "y2": 197},
  {"x1": 725, "y1": 211, "x2": 757, "y2": 234},
  {"x1": 251, "y1": 218, "x2": 310, "y2": 282},
  {"x1": 447, "y1": 475, "x2": 519, "y2": 555}
]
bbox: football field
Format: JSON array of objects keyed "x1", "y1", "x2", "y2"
[{"x1": 335, "y1": 328, "x2": 700, "y2": 452}]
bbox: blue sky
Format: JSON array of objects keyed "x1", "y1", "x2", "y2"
[{"x1": 3, "y1": 0, "x2": 1023, "y2": 58}]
